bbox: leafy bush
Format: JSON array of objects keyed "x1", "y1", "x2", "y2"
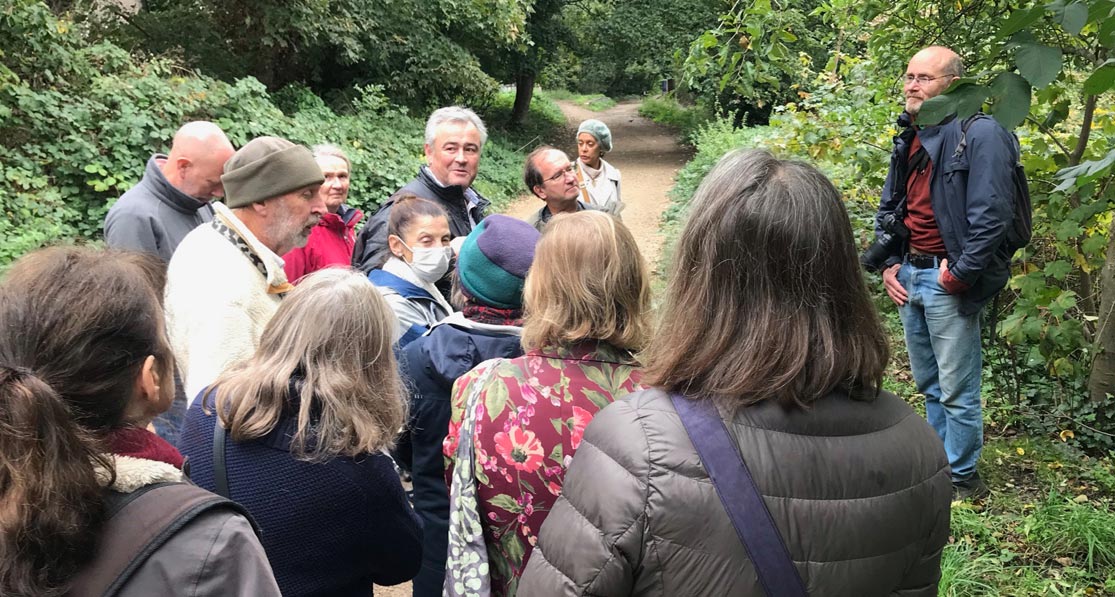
[{"x1": 638, "y1": 95, "x2": 714, "y2": 143}]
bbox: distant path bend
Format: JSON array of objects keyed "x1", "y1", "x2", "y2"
[{"x1": 503, "y1": 98, "x2": 693, "y2": 270}]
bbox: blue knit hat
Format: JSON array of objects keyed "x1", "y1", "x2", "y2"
[
  {"x1": 457, "y1": 215, "x2": 541, "y2": 309},
  {"x1": 577, "y1": 119, "x2": 613, "y2": 152}
]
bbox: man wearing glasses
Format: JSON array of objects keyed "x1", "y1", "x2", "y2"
[
  {"x1": 872, "y1": 46, "x2": 1021, "y2": 502},
  {"x1": 523, "y1": 146, "x2": 595, "y2": 232}
]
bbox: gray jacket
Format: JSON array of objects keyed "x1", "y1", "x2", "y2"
[
  {"x1": 120, "y1": 508, "x2": 281, "y2": 596},
  {"x1": 104, "y1": 155, "x2": 215, "y2": 262},
  {"x1": 520, "y1": 387, "x2": 952, "y2": 596}
]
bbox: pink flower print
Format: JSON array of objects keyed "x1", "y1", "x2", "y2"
[
  {"x1": 443, "y1": 422, "x2": 460, "y2": 457},
  {"x1": 517, "y1": 514, "x2": 527, "y2": 524},
  {"x1": 529, "y1": 535, "x2": 538, "y2": 546},
  {"x1": 524, "y1": 502, "x2": 535, "y2": 516},
  {"x1": 547, "y1": 481, "x2": 562, "y2": 496},
  {"x1": 521, "y1": 524, "x2": 532, "y2": 536},
  {"x1": 570, "y1": 406, "x2": 593, "y2": 450},
  {"x1": 494, "y1": 426, "x2": 545, "y2": 473}
]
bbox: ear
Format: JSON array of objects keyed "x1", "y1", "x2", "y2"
[
  {"x1": 136, "y1": 355, "x2": 163, "y2": 408},
  {"x1": 175, "y1": 157, "x2": 192, "y2": 173},
  {"x1": 532, "y1": 185, "x2": 546, "y2": 200},
  {"x1": 423, "y1": 143, "x2": 434, "y2": 161},
  {"x1": 387, "y1": 234, "x2": 407, "y2": 260}
]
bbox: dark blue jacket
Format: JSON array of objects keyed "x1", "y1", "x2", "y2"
[
  {"x1": 178, "y1": 386, "x2": 422, "y2": 597},
  {"x1": 394, "y1": 318, "x2": 524, "y2": 597},
  {"x1": 877, "y1": 114, "x2": 1019, "y2": 314}
]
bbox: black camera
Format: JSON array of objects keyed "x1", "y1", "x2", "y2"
[{"x1": 860, "y1": 212, "x2": 908, "y2": 273}]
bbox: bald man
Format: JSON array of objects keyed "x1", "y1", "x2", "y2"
[
  {"x1": 872, "y1": 46, "x2": 1020, "y2": 501},
  {"x1": 104, "y1": 121, "x2": 236, "y2": 262}
]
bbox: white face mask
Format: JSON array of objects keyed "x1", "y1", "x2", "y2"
[{"x1": 398, "y1": 239, "x2": 452, "y2": 284}]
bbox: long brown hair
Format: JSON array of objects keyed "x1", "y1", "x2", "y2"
[
  {"x1": 521, "y1": 211, "x2": 651, "y2": 351},
  {"x1": 0, "y1": 247, "x2": 172, "y2": 596},
  {"x1": 210, "y1": 268, "x2": 407, "y2": 461},
  {"x1": 642, "y1": 149, "x2": 889, "y2": 409}
]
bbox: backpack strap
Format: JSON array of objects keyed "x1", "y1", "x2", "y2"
[
  {"x1": 670, "y1": 393, "x2": 808, "y2": 597},
  {"x1": 213, "y1": 418, "x2": 231, "y2": 498},
  {"x1": 67, "y1": 482, "x2": 257, "y2": 597}
]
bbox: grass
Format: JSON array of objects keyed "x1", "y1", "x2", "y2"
[
  {"x1": 540, "y1": 89, "x2": 617, "y2": 111},
  {"x1": 638, "y1": 94, "x2": 714, "y2": 143}
]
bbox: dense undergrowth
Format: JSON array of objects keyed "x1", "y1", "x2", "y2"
[
  {"x1": 0, "y1": 1, "x2": 564, "y2": 267},
  {"x1": 649, "y1": 93, "x2": 1115, "y2": 595}
]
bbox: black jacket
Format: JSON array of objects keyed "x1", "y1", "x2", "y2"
[
  {"x1": 394, "y1": 316, "x2": 524, "y2": 597},
  {"x1": 353, "y1": 167, "x2": 490, "y2": 272}
]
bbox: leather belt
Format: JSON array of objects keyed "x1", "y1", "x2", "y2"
[{"x1": 905, "y1": 253, "x2": 945, "y2": 269}]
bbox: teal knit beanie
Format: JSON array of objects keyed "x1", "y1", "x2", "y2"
[{"x1": 457, "y1": 215, "x2": 541, "y2": 309}]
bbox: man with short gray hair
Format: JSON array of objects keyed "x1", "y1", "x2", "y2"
[{"x1": 352, "y1": 106, "x2": 491, "y2": 274}]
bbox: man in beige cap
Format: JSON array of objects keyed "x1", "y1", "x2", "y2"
[{"x1": 165, "y1": 136, "x2": 326, "y2": 404}]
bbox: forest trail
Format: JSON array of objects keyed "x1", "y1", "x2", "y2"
[{"x1": 503, "y1": 98, "x2": 693, "y2": 270}]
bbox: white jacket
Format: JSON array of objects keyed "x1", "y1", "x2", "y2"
[
  {"x1": 578, "y1": 158, "x2": 623, "y2": 217},
  {"x1": 165, "y1": 202, "x2": 286, "y2": 404}
]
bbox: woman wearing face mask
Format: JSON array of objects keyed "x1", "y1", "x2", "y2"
[
  {"x1": 575, "y1": 119, "x2": 622, "y2": 218},
  {"x1": 369, "y1": 194, "x2": 456, "y2": 345}
]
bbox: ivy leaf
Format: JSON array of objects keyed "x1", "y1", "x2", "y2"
[
  {"x1": 989, "y1": 72, "x2": 1032, "y2": 130},
  {"x1": 1082, "y1": 60, "x2": 1115, "y2": 96},
  {"x1": 1015, "y1": 43, "x2": 1062, "y2": 89},
  {"x1": 484, "y1": 378, "x2": 509, "y2": 422}
]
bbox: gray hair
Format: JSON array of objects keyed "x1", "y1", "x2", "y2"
[
  {"x1": 209, "y1": 268, "x2": 407, "y2": 461},
  {"x1": 312, "y1": 143, "x2": 350, "y2": 168},
  {"x1": 425, "y1": 106, "x2": 488, "y2": 147}
]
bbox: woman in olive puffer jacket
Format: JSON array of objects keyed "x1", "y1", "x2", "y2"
[{"x1": 519, "y1": 149, "x2": 952, "y2": 597}]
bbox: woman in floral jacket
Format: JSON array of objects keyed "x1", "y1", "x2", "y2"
[{"x1": 444, "y1": 211, "x2": 651, "y2": 596}]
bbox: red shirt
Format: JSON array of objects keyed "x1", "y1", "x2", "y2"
[{"x1": 904, "y1": 134, "x2": 946, "y2": 255}]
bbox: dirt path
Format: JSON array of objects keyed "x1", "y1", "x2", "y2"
[{"x1": 503, "y1": 99, "x2": 692, "y2": 270}]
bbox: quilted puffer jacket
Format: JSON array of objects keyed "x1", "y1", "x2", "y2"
[{"x1": 519, "y1": 387, "x2": 951, "y2": 596}]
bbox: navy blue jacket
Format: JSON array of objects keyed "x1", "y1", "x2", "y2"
[
  {"x1": 877, "y1": 114, "x2": 1019, "y2": 314},
  {"x1": 178, "y1": 386, "x2": 422, "y2": 597},
  {"x1": 394, "y1": 318, "x2": 524, "y2": 597}
]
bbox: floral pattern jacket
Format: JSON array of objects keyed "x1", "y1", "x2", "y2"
[{"x1": 443, "y1": 341, "x2": 645, "y2": 596}]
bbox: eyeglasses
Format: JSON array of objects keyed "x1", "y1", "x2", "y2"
[
  {"x1": 544, "y1": 164, "x2": 576, "y2": 184},
  {"x1": 904, "y1": 73, "x2": 956, "y2": 85}
]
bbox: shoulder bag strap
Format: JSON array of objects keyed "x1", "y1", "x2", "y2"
[
  {"x1": 66, "y1": 483, "x2": 254, "y2": 597},
  {"x1": 670, "y1": 393, "x2": 808, "y2": 597},
  {"x1": 212, "y1": 418, "x2": 231, "y2": 498}
]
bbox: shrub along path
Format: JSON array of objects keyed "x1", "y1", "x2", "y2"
[{"x1": 503, "y1": 99, "x2": 693, "y2": 270}]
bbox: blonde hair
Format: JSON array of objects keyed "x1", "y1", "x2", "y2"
[
  {"x1": 521, "y1": 211, "x2": 651, "y2": 351},
  {"x1": 209, "y1": 268, "x2": 406, "y2": 461}
]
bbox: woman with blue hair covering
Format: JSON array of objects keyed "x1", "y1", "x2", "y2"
[{"x1": 575, "y1": 119, "x2": 623, "y2": 218}]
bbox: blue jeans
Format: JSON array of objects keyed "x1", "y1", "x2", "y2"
[{"x1": 897, "y1": 263, "x2": 983, "y2": 481}]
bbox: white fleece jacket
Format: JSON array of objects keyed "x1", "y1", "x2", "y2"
[{"x1": 165, "y1": 203, "x2": 286, "y2": 404}]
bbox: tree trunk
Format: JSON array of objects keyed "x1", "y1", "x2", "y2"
[
  {"x1": 1088, "y1": 216, "x2": 1115, "y2": 403},
  {"x1": 510, "y1": 72, "x2": 536, "y2": 127}
]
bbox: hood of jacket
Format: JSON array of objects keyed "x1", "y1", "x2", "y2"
[
  {"x1": 319, "y1": 204, "x2": 364, "y2": 233},
  {"x1": 403, "y1": 318, "x2": 523, "y2": 389}
]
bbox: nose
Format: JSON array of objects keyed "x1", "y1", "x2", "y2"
[
  {"x1": 453, "y1": 147, "x2": 467, "y2": 163},
  {"x1": 309, "y1": 191, "x2": 327, "y2": 214},
  {"x1": 212, "y1": 184, "x2": 226, "y2": 198}
]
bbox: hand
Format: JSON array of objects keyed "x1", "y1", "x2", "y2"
[
  {"x1": 883, "y1": 263, "x2": 908, "y2": 306},
  {"x1": 937, "y1": 258, "x2": 949, "y2": 287},
  {"x1": 937, "y1": 258, "x2": 971, "y2": 294}
]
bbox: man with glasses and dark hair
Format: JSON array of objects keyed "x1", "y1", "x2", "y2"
[
  {"x1": 871, "y1": 45, "x2": 1021, "y2": 502},
  {"x1": 523, "y1": 146, "x2": 595, "y2": 232}
]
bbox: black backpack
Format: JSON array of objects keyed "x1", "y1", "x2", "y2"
[{"x1": 954, "y1": 114, "x2": 1033, "y2": 255}]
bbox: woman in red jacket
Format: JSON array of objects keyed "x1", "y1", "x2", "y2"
[{"x1": 283, "y1": 144, "x2": 364, "y2": 282}]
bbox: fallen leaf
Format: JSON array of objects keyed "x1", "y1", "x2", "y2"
[
  {"x1": 1055, "y1": 557, "x2": 1073, "y2": 567},
  {"x1": 1060, "y1": 429, "x2": 1075, "y2": 442},
  {"x1": 1048, "y1": 462, "x2": 1063, "y2": 469},
  {"x1": 1016, "y1": 447, "x2": 1026, "y2": 456},
  {"x1": 1074, "y1": 494, "x2": 1089, "y2": 503}
]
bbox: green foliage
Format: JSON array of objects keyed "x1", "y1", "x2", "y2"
[
  {"x1": 540, "y1": 89, "x2": 616, "y2": 111},
  {"x1": 79, "y1": 0, "x2": 528, "y2": 109},
  {"x1": 638, "y1": 95, "x2": 714, "y2": 143},
  {"x1": 0, "y1": 1, "x2": 549, "y2": 265}
]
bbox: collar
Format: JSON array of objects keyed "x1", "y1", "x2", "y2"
[
  {"x1": 147, "y1": 155, "x2": 211, "y2": 215},
  {"x1": 379, "y1": 258, "x2": 454, "y2": 312},
  {"x1": 210, "y1": 202, "x2": 293, "y2": 295},
  {"x1": 318, "y1": 207, "x2": 363, "y2": 231},
  {"x1": 433, "y1": 310, "x2": 524, "y2": 335},
  {"x1": 528, "y1": 340, "x2": 638, "y2": 365},
  {"x1": 94, "y1": 427, "x2": 186, "y2": 493},
  {"x1": 538, "y1": 201, "x2": 588, "y2": 223}
]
